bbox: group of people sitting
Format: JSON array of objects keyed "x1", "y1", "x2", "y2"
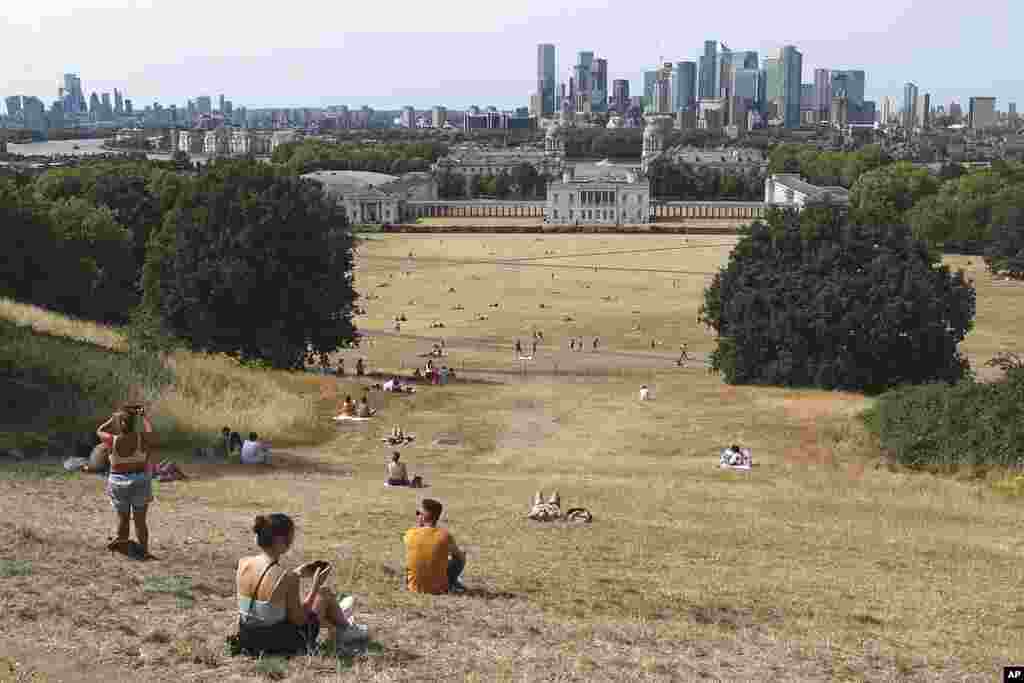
[
  {"x1": 413, "y1": 360, "x2": 454, "y2": 385},
  {"x1": 207, "y1": 427, "x2": 272, "y2": 465},
  {"x1": 337, "y1": 395, "x2": 377, "y2": 419},
  {"x1": 719, "y1": 444, "x2": 753, "y2": 470},
  {"x1": 237, "y1": 499, "x2": 465, "y2": 656}
]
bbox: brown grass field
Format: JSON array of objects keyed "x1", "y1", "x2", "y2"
[{"x1": 1, "y1": 235, "x2": 1023, "y2": 682}]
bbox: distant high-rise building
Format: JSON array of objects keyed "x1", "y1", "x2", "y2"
[
  {"x1": 654, "y1": 66, "x2": 673, "y2": 114},
  {"x1": 224, "y1": 100, "x2": 233, "y2": 116},
  {"x1": 432, "y1": 106, "x2": 447, "y2": 128},
  {"x1": 218, "y1": 94, "x2": 225, "y2": 113},
  {"x1": 800, "y1": 84, "x2": 815, "y2": 110},
  {"x1": 101, "y1": 93, "x2": 112, "y2": 120},
  {"x1": 63, "y1": 74, "x2": 85, "y2": 114},
  {"x1": 22, "y1": 96, "x2": 46, "y2": 132},
  {"x1": 114, "y1": 89, "x2": 123, "y2": 115},
  {"x1": 574, "y1": 51, "x2": 594, "y2": 109},
  {"x1": 196, "y1": 96, "x2": 212, "y2": 115},
  {"x1": 915, "y1": 93, "x2": 931, "y2": 129},
  {"x1": 592, "y1": 57, "x2": 608, "y2": 112},
  {"x1": 1009, "y1": 102, "x2": 1018, "y2": 121},
  {"x1": 969, "y1": 96, "x2": 997, "y2": 130},
  {"x1": 400, "y1": 106, "x2": 415, "y2": 128},
  {"x1": 611, "y1": 79, "x2": 630, "y2": 113},
  {"x1": 813, "y1": 68, "x2": 830, "y2": 116},
  {"x1": 763, "y1": 57, "x2": 782, "y2": 108},
  {"x1": 89, "y1": 92, "x2": 101, "y2": 119},
  {"x1": 5, "y1": 96, "x2": 22, "y2": 119},
  {"x1": 642, "y1": 70, "x2": 658, "y2": 112},
  {"x1": 672, "y1": 61, "x2": 697, "y2": 112},
  {"x1": 698, "y1": 41, "x2": 718, "y2": 99},
  {"x1": 124, "y1": 99, "x2": 132, "y2": 114},
  {"x1": 779, "y1": 46, "x2": 803, "y2": 129},
  {"x1": 903, "y1": 82, "x2": 919, "y2": 128},
  {"x1": 536, "y1": 43, "x2": 556, "y2": 116},
  {"x1": 881, "y1": 96, "x2": 896, "y2": 124},
  {"x1": 830, "y1": 70, "x2": 865, "y2": 108}
]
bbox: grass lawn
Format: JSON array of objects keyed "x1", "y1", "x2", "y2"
[{"x1": 0, "y1": 234, "x2": 1021, "y2": 682}]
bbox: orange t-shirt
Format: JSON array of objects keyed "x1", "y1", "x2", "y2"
[{"x1": 404, "y1": 527, "x2": 452, "y2": 594}]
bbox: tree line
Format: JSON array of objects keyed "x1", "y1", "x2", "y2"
[
  {"x1": 0, "y1": 159, "x2": 357, "y2": 369},
  {"x1": 272, "y1": 140, "x2": 449, "y2": 176}
]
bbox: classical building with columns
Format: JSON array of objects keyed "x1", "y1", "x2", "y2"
[
  {"x1": 641, "y1": 115, "x2": 673, "y2": 174},
  {"x1": 764, "y1": 174, "x2": 850, "y2": 211},
  {"x1": 431, "y1": 123, "x2": 565, "y2": 178},
  {"x1": 545, "y1": 165, "x2": 651, "y2": 226}
]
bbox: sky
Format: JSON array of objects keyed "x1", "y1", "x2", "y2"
[{"x1": 1, "y1": 0, "x2": 1020, "y2": 112}]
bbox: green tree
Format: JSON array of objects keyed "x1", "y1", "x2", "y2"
[
  {"x1": 984, "y1": 207, "x2": 1024, "y2": 279},
  {"x1": 494, "y1": 170, "x2": 512, "y2": 199},
  {"x1": 848, "y1": 162, "x2": 940, "y2": 226},
  {"x1": 699, "y1": 210, "x2": 975, "y2": 393},
  {"x1": 144, "y1": 160, "x2": 357, "y2": 369}
]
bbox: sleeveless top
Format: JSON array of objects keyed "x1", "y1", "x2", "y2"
[
  {"x1": 109, "y1": 433, "x2": 148, "y2": 474},
  {"x1": 238, "y1": 559, "x2": 288, "y2": 626}
]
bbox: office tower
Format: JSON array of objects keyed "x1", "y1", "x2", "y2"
[
  {"x1": 536, "y1": 43, "x2": 556, "y2": 116},
  {"x1": 574, "y1": 51, "x2": 593, "y2": 104},
  {"x1": 915, "y1": 93, "x2": 931, "y2": 129},
  {"x1": 698, "y1": 40, "x2": 717, "y2": 99},
  {"x1": 830, "y1": 96, "x2": 849, "y2": 127},
  {"x1": 63, "y1": 73, "x2": 85, "y2": 114},
  {"x1": 101, "y1": 93, "x2": 112, "y2": 119},
  {"x1": 113, "y1": 89, "x2": 123, "y2": 114},
  {"x1": 611, "y1": 79, "x2": 630, "y2": 113},
  {"x1": 779, "y1": 46, "x2": 802, "y2": 128},
  {"x1": 5, "y1": 96, "x2": 22, "y2": 119},
  {"x1": 169, "y1": 104, "x2": 177, "y2": 124},
  {"x1": 196, "y1": 96, "x2": 212, "y2": 115},
  {"x1": 187, "y1": 100, "x2": 195, "y2": 120},
  {"x1": 224, "y1": 100, "x2": 233, "y2": 116},
  {"x1": 903, "y1": 82, "x2": 919, "y2": 128},
  {"x1": 125, "y1": 99, "x2": 132, "y2": 114},
  {"x1": 813, "y1": 69, "x2": 830, "y2": 116},
  {"x1": 432, "y1": 106, "x2": 447, "y2": 128},
  {"x1": 763, "y1": 57, "x2": 782, "y2": 109},
  {"x1": 830, "y1": 70, "x2": 865, "y2": 107},
  {"x1": 592, "y1": 58, "x2": 608, "y2": 112},
  {"x1": 801, "y1": 84, "x2": 815, "y2": 110},
  {"x1": 727, "y1": 50, "x2": 759, "y2": 70},
  {"x1": 731, "y1": 68, "x2": 759, "y2": 102},
  {"x1": 643, "y1": 70, "x2": 658, "y2": 112},
  {"x1": 881, "y1": 96, "x2": 895, "y2": 124},
  {"x1": 1009, "y1": 102, "x2": 1018, "y2": 123},
  {"x1": 89, "y1": 92, "x2": 101, "y2": 119},
  {"x1": 969, "y1": 97, "x2": 996, "y2": 129},
  {"x1": 400, "y1": 106, "x2": 415, "y2": 128},
  {"x1": 218, "y1": 94, "x2": 225, "y2": 113},
  {"x1": 672, "y1": 61, "x2": 696, "y2": 112},
  {"x1": 655, "y1": 62, "x2": 673, "y2": 114},
  {"x1": 22, "y1": 96, "x2": 46, "y2": 132}
]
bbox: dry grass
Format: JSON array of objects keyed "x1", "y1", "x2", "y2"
[
  {"x1": 1, "y1": 236, "x2": 1021, "y2": 681},
  {"x1": 0, "y1": 297, "x2": 126, "y2": 351}
]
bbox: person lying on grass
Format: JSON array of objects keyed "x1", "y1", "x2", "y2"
[
  {"x1": 84, "y1": 405, "x2": 156, "y2": 558},
  {"x1": 404, "y1": 498, "x2": 466, "y2": 594},
  {"x1": 237, "y1": 513, "x2": 366, "y2": 655}
]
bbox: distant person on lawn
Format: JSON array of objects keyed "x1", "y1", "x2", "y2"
[
  {"x1": 241, "y1": 432, "x2": 271, "y2": 465},
  {"x1": 339, "y1": 395, "x2": 356, "y2": 417},
  {"x1": 386, "y1": 452, "x2": 410, "y2": 486},
  {"x1": 356, "y1": 396, "x2": 376, "y2": 418},
  {"x1": 236, "y1": 513, "x2": 364, "y2": 655},
  {"x1": 404, "y1": 498, "x2": 466, "y2": 594},
  {"x1": 86, "y1": 405, "x2": 156, "y2": 557}
]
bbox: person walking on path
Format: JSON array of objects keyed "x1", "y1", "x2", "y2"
[
  {"x1": 592, "y1": 337, "x2": 600, "y2": 352},
  {"x1": 515, "y1": 339, "x2": 522, "y2": 356}
]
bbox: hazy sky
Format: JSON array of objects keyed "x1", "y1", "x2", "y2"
[{"x1": 2, "y1": 0, "x2": 1020, "y2": 111}]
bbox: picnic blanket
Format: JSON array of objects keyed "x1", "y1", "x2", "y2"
[{"x1": 334, "y1": 415, "x2": 373, "y2": 422}]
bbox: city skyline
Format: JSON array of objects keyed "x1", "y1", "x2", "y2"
[{"x1": 1, "y1": 0, "x2": 1020, "y2": 111}]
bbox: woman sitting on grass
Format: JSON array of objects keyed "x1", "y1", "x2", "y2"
[
  {"x1": 237, "y1": 514, "x2": 365, "y2": 656},
  {"x1": 339, "y1": 395, "x2": 356, "y2": 417}
]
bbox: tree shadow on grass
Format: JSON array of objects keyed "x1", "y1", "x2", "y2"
[{"x1": 158, "y1": 451, "x2": 354, "y2": 482}]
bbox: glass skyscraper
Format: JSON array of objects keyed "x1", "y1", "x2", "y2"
[
  {"x1": 537, "y1": 44, "x2": 556, "y2": 116},
  {"x1": 698, "y1": 41, "x2": 717, "y2": 99},
  {"x1": 672, "y1": 61, "x2": 697, "y2": 112},
  {"x1": 780, "y1": 45, "x2": 803, "y2": 129}
]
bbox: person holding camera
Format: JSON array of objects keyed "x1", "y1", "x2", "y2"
[
  {"x1": 237, "y1": 514, "x2": 366, "y2": 655},
  {"x1": 88, "y1": 404, "x2": 156, "y2": 557}
]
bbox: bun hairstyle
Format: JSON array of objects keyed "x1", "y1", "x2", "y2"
[{"x1": 253, "y1": 513, "x2": 295, "y2": 549}]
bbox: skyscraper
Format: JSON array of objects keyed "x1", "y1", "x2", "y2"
[
  {"x1": 672, "y1": 61, "x2": 697, "y2": 112},
  {"x1": 903, "y1": 82, "x2": 919, "y2": 128},
  {"x1": 574, "y1": 51, "x2": 594, "y2": 99},
  {"x1": 611, "y1": 79, "x2": 630, "y2": 113},
  {"x1": 881, "y1": 96, "x2": 896, "y2": 124},
  {"x1": 642, "y1": 70, "x2": 658, "y2": 112},
  {"x1": 89, "y1": 92, "x2": 101, "y2": 119},
  {"x1": 592, "y1": 58, "x2": 608, "y2": 112},
  {"x1": 779, "y1": 45, "x2": 803, "y2": 129},
  {"x1": 915, "y1": 92, "x2": 931, "y2": 129},
  {"x1": 969, "y1": 96, "x2": 997, "y2": 130},
  {"x1": 830, "y1": 70, "x2": 865, "y2": 107},
  {"x1": 101, "y1": 93, "x2": 112, "y2": 120},
  {"x1": 196, "y1": 96, "x2": 212, "y2": 115},
  {"x1": 655, "y1": 62, "x2": 673, "y2": 114},
  {"x1": 114, "y1": 89, "x2": 123, "y2": 115},
  {"x1": 536, "y1": 44, "x2": 556, "y2": 116},
  {"x1": 63, "y1": 73, "x2": 85, "y2": 114},
  {"x1": 813, "y1": 69, "x2": 831, "y2": 116},
  {"x1": 5, "y1": 96, "x2": 22, "y2": 119},
  {"x1": 698, "y1": 41, "x2": 718, "y2": 99}
]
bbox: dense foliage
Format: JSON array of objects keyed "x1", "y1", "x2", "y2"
[
  {"x1": 647, "y1": 158, "x2": 765, "y2": 201},
  {"x1": 437, "y1": 164, "x2": 549, "y2": 200},
  {"x1": 143, "y1": 160, "x2": 357, "y2": 369},
  {"x1": 768, "y1": 144, "x2": 890, "y2": 188},
  {"x1": 272, "y1": 140, "x2": 447, "y2": 175},
  {"x1": 984, "y1": 206, "x2": 1024, "y2": 279},
  {"x1": 848, "y1": 162, "x2": 940, "y2": 226},
  {"x1": 699, "y1": 208, "x2": 976, "y2": 393},
  {"x1": 867, "y1": 354, "x2": 1024, "y2": 468}
]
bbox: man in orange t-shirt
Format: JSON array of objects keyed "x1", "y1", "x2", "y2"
[{"x1": 403, "y1": 499, "x2": 466, "y2": 594}]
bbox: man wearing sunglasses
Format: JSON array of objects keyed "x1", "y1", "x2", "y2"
[{"x1": 404, "y1": 499, "x2": 466, "y2": 594}]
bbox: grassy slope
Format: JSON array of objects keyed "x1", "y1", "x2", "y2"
[{"x1": 1, "y1": 236, "x2": 1022, "y2": 682}]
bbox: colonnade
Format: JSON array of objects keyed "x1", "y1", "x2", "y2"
[
  {"x1": 407, "y1": 203, "x2": 546, "y2": 219},
  {"x1": 654, "y1": 203, "x2": 767, "y2": 219}
]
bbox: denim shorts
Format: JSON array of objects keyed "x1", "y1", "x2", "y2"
[{"x1": 107, "y1": 473, "x2": 153, "y2": 513}]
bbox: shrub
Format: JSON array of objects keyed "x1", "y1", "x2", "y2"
[
  {"x1": 984, "y1": 207, "x2": 1024, "y2": 279},
  {"x1": 867, "y1": 358, "x2": 1024, "y2": 468},
  {"x1": 699, "y1": 211, "x2": 976, "y2": 393}
]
